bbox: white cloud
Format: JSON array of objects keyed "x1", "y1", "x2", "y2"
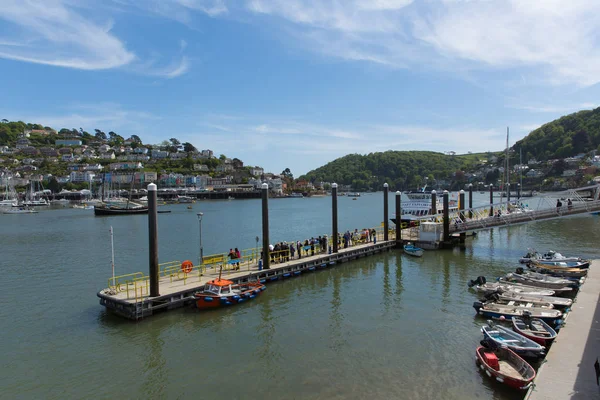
[
  {"x1": 13, "y1": 103, "x2": 160, "y2": 134},
  {"x1": 0, "y1": 0, "x2": 135, "y2": 70},
  {"x1": 239, "y1": 0, "x2": 600, "y2": 86}
]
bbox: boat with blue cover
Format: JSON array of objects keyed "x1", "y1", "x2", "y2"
[
  {"x1": 481, "y1": 320, "x2": 545, "y2": 359},
  {"x1": 403, "y1": 243, "x2": 424, "y2": 257},
  {"x1": 194, "y1": 271, "x2": 265, "y2": 309}
]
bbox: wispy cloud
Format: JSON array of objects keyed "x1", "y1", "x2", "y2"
[
  {"x1": 0, "y1": 0, "x2": 191, "y2": 78},
  {"x1": 0, "y1": 0, "x2": 135, "y2": 70},
  {"x1": 238, "y1": 0, "x2": 600, "y2": 86},
  {"x1": 11, "y1": 103, "x2": 160, "y2": 134}
]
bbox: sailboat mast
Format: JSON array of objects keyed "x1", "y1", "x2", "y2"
[{"x1": 506, "y1": 127, "x2": 509, "y2": 190}]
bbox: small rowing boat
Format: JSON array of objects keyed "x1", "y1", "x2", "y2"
[
  {"x1": 473, "y1": 300, "x2": 562, "y2": 323},
  {"x1": 403, "y1": 243, "x2": 424, "y2": 257},
  {"x1": 475, "y1": 344, "x2": 535, "y2": 390},
  {"x1": 481, "y1": 320, "x2": 545, "y2": 359},
  {"x1": 512, "y1": 312, "x2": 557, "y2": 346}
]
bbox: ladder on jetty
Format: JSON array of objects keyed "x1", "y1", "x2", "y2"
[{"x1": 450, "y1": 185, "x2": 600, "y2": 234}]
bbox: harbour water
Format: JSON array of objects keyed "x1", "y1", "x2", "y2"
[{"x1": 2, "y1": 193, "x2": 598, "y2": 399}]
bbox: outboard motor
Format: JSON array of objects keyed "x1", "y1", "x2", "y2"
[
  {"x1": 515, "y1": 267, "x2": 525, "y2": 275},
  {"x1": 468, "y1": 276, "x2": 487, "y2": 287},
  {"x1": 473, "y1": 301, "x2": 483, "y2": 313}
]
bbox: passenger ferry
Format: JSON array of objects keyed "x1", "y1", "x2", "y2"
[{"x1": 391, "y1": 185, "x2": 458, "y2": 225}]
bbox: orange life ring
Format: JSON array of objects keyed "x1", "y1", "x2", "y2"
[{"x1": 181, "y1": 260, "x2": 193, "y2": 273}]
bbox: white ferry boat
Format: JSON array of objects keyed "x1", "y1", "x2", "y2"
[{"x1": 391, "y1": 185, "x2": 458, "y2": 225}]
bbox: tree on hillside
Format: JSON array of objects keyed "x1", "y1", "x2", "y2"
[
  {"x1": 183, "y1": 142, "x2": 197, "y2": 153},
  {"x1": 130, "y1": 134, "x2": 142, "y2": 144},
  {"x1": 58, "y1": 128, "x2": 70, "y2": 136},
  {"x1": 94, "y1": 129, "x2": 107, "y2": 141},
  {"x1": 281, "y1": 168, "x2": 294, "y2": 180}
]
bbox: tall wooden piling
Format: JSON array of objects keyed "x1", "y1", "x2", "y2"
[
  {"x1": 459, "y1": 189, "x2": 465, "y2": 243},
  {"x1": 332, "y1": 183, "x2": 338, "y2": 253},
  {"x1": 148, "y1": 183, "x2": 160, "y2": 297},
  {"x1": 489, "y1": 184, "x2": 494, "y2": 217},
  {"x1": 468, "y1": 183, "x2": 473, "y2": 219},
  {"x1": 431, "y1": 190, "x2": 437, "y2": 215},
  {"x1": 383, "y1": 183, "x2": 389, "y2": 241},
  {"x1": 262, "y1": 183, "x2": 270, "y2": 269},
  {"x1": 443, "y1": 190, "x2": 450, "y2": 243},
  {"x1": 395, "y1": 191, "x2": 401, "y2": 245}
]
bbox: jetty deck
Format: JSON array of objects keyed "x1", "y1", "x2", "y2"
[
  {"x1": 98, "y1": 238, "x2": 397, "y2": 319},
  {"x1": 526, "y1": 260, "x2": 600, "y2": 400}
]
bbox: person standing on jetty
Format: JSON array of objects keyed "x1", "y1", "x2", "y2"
[{"x1": 556, "y1": 199, "x2": 562, "y2": 212}]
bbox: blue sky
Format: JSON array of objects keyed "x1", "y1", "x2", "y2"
[{"x1": 2, "y1": 0, "x2": 600, "y2": 176}]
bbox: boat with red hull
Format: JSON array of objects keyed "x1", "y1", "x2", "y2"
[
  {"x1": 194, "y1": 276, "x2": 266, "y2": 309},
  {"x1": 475, "y1": 345, "x2": 535, "y2": 390},
  {"x1": 512, "y1": 314, "x2": 557, "y2": 346}
]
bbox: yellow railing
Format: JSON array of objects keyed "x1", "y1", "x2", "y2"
[{"x1": 104, "y1": 225, "x2": 389, "y2": 292}]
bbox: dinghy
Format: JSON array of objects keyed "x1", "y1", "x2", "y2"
[
  {"x1": 473, "y1": 301, "x2": 562, "y2": 323},
  {"x1": 403, "y1": 243, "x2": 423, "y2": 257},
  {"x1": 527, "y1": 263, "x2": 588, "y2": 278},
  {"x1": 502, "y1": 272, "x2": 580, "y2": 290},
  {"x1": 470, "y1": 280, "x2": 557, "y2": 297},
  {"x1": 481, "y1": 320, "x2": 545, "y2": 359},
  {"x1": 512, "y1": 313, "x2": 557, "y2": 346},
  {"x1": 519, "y1": 249, "x2": 582, "y2": 264},
  {"x1": 480, "y1": 296, "x2": 554, "y2": 309},
  {"x1": 475, "y1": 344, "x2": 535, "y2": 390},
  {"x1": 492, "y1": 291, "x2": 572, "y2": 309}
]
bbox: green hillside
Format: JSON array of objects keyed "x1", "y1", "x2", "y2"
[
  {"x1": 514, "y1": 107, "x2": 600, "y2": 161},
  {"x1": 300, "y1": 151, "x2": 490, "y2": 191}
]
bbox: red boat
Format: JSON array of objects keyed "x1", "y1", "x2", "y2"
[
  {"x1": 512, "y1": 315, "x2": 557, "y2": 346},
  {"x1": 475, "y1": 345, "x2": 535, "y2": 390},
  {"x1": 194, "y1": 274, "x2": 266, "y2": 309}
]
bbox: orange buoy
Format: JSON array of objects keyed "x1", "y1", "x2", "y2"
[{"x1": 181, "y1": 260, "x2": 193, "y2": 273}]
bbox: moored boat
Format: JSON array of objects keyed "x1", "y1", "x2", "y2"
[
  {"x1": 530, "y1": 259, "x2": 590, "y2": 270},
  {"x1": 2, "y1": 207, "x2": 38, "y2": 214},
  {"x1": 475, "y1": 344, "x2": 535, "y2": 390},
  {"x1": 519, "y1": 249, "x2": 583, "y2": 264},
  {"x1": 481, "y1": 321, "x2": 545, "y2": 359},
  {"x1": 468, "y1": 277, "x2": 557, "y2": 296},
  {"x1": 491, "y1": 291, "x2": 572, "y2": 309},
  {"x1": 473, "y1": 301, "x2": 562, "y2": 323},
  {"x1": 94, "y1": 200, "x2": 149, "y2": 216},
  {"x1": 527, "y1": 263, "x2": 588, "y2": 278},
  {"x1": 403, "y1": 243, "x2": 424, "y2": 257},
  {"x1": 479, "y1": 296, "x2": 554, "y2": 309},
  {"x1": 512, "y1": 313, "x2": 557, "y2": 346},
  {"x1": 501, "y1": 272, "x2": 580, "y2": 290},
  {"x1": 194, "y1": 276, "x2": 266, "y2": 309}
]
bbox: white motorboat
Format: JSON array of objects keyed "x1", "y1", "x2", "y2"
[
  {"x1": 391, "y1": 185, "x2": 458, "y2": 225},
  {"x1": 502, "y1": 272, "x2": 581, "y2": 289},
  {"x1": 519, "y1": 249, "x2": 582, "y2": 264},
  {"x1": 3, "y1": 207, "x2": 38, "y2": 214}
]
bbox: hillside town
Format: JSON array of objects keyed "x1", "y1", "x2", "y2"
[{"x1": 1, "y1": 122, "x2": 600, "y2": 199}]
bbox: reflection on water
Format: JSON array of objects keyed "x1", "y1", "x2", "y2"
[{"x1": 1, "y1": 196, "x2": 599, "y2": 399}]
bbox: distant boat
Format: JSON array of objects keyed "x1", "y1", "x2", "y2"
[
  {"x1": 288, "y1": 193, "x2": 303, "y2": 198},
  {"x1": 3, "y1": 207, "x2": 38, "y2": 214},
  {"x1": 94, "y1": 200, "x2": 148, "y2": 216}
]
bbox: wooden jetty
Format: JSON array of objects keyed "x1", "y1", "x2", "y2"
[
  {"x1": 98, "y1": 240, "x2": 396, "y2": 320},
  {"x1": 526, "y1": 260, "x2": 600, "y2": 399}
]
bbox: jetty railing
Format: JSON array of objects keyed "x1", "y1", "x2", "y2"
[{"x1": 105, "y1": 225, "x2": 391, "y2": 299}]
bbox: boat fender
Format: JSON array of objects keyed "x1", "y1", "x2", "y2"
[
  {"x1": 224, "y1": 301, "x2": 232, "y2": 306},
  {"x1": 329, "y1": 261, "x2": 335, "y2": 265},
  {"x1": 254, "y1": 289, "x2": 261, "y2": 294},
  {"x1": 244, "y1": 292, "x2": 252, "y2": 298},
  {"x1": 496, "y1": 377, "x2": 504, "y2": 383},
  {"x1": 283, "y1": 273, "x2": 291, "y2": 278},
  {"x1": 260, "y1": 286, "x2": 266, "y2": 291},
  {"x1": 269, "y1": 276, "x2": 279, "y2": 281},
  {"x1": 293, "y1": 271, "x2": 301, "y2": 275},
  {"x1": 249, "y1": 295, "x2": 256, "y2": 299},
  {"x1": 485, "y1": 370, "x2": 492, "y2": 378},
  {"x1": 233, "y1": 295, "x2": 240, "y2": 300},
  {"x1": 260, "y1": 279, "x2": 266, "y2": 284},
  {"x1": 204, "y1": 297, "x2": 214, "y2": 302},
  {"x1": 238, "y1": 298, "x2": 245, "y2": 303},
  {"x1": 473, "y1": 301, "x2": 483, "y2": 311}
]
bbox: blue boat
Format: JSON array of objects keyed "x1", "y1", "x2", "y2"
[
  {"x1": 403, "y1": 243, "x2": 423, "y2": 257},
  {"x1": 481, "y1": 320, "x2": 545, "y2": 359}
]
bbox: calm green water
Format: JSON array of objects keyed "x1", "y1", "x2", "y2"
[{"x1": 1, "y1": 193, "x2": 598, "y2": 399}]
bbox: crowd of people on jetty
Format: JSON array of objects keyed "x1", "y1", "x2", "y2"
[{"x1": 261, "y1": 228, "x2": 378, "y2": 265}]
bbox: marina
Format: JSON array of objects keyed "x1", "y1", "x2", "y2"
[{"x1": 2, "y1": 190, "x2": 600, "y2": 399}]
